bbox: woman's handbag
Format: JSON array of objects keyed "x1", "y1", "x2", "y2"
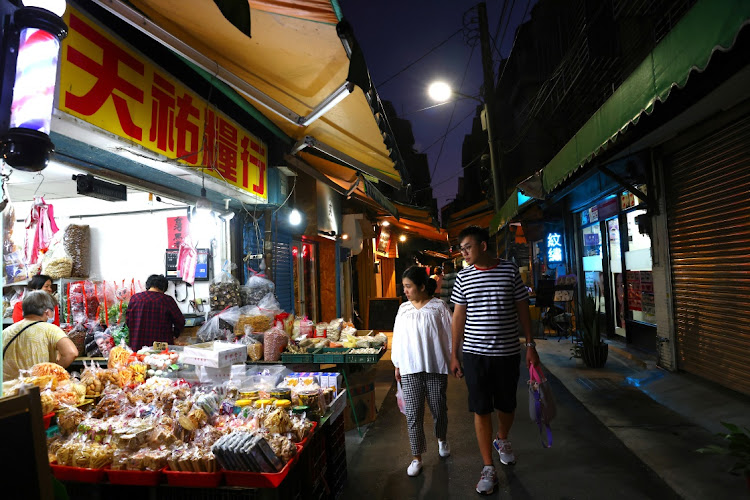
[{"x1": 528, "y1": 365, "x2": 556, "y2": 448}]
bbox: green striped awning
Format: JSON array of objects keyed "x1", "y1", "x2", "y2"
[{"x1": 541, "y1": 0, "x2": 750, "y2": 194}]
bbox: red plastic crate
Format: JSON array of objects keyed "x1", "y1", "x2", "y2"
[
  {"x1": 50, "y1": 463, "x2": 106, "y2": 483},
  {"x1": 162, "y1": 467, "x2": 223, "y2": 488},
  {"x1": 223, "y1": 454, "x2": 297, "y2": 488},
  {"x1": 105, "y1": 467, "x2": 162, "y2": 486},
  {"x1": 43, "y1": 412, "x2": 54, "y2": 429}
]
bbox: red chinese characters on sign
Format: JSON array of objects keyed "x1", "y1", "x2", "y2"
[
  {"x1": 64, "y1": 13, "x2": 144, "y2": 141},
  {"x1": 167, "y1": 216, "x2": 190, "y2": 248},
  {"x1": 149, "y1": 72, "x2": 175, "y2": 153},
  {"x1": 176, "y1": 93, "x2": 200, "y2": 164},
  {"x1": 240, "y1": 136, "x2": 266, "y2": 195}
]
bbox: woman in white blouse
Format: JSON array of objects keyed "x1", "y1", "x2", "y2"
[{"x1": 392, "y1": 266, "x2": 453, "y2": 477}]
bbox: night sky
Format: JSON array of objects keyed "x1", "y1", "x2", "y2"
[{"x1": 340, "y1": 0, "x2": 534, "y2": 213}]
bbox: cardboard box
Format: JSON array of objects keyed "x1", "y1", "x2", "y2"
[
  {"x1": 182, "y1": 341, "x2": 247, "y2": 368},
  {"x1": 343, "y1": 382, "x2": 376, "y2": 431}
]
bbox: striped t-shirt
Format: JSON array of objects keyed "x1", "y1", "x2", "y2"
[{"x1": 450, "y1": 260, "x2": 529, "y2": 356}]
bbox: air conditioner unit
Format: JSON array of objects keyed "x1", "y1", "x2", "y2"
[{"x1": 73, "y1": 174, "x2": 127, "y2": 201}]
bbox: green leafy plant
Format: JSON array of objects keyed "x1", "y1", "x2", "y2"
[
  {"x1": 577, "y1": 292, "x2": 602, "y2": 346},
  {"x1": 697, "y1": 422, "x2": 750, "y2": 477}
]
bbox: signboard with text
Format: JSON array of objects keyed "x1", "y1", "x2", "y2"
[{"x1": 59, "y1": 8, "x2": 267, "y2": 200}]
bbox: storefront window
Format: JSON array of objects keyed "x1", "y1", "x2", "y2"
[
  {"x1": 581, "y1": 224, "x2": 605, "y2": 310},
  {"x1": 624, "y1": 209, "x2": 655, "y2": 324}
]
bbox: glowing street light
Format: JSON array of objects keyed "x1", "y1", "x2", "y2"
[{"x1": 427, "y1": 81, "x2": 453, "y2": 103}]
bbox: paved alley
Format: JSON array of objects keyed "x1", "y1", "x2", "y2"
[{"x1": 344, "y1": 363, "x2": 681, "y2": 500}]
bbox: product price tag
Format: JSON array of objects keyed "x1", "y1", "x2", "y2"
[{"x1": 153, "y1": 342, "x2": 169, "y2": 352}]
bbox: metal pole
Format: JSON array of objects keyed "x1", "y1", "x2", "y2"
[{"x1": 478, "y1": 2, "x2": 504, "y2": 213}]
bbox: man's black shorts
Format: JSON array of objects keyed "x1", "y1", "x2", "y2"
[{"x1": 463, "y1": 352, "x2": 521, "y2": 414}]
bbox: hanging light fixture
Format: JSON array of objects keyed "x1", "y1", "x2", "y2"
[
  {"x1": 1, "y1": 1, "x2": 68, "y2": 171},
  {"x1": 190, "y1": 176, "x2": 216, "y2": 246}
]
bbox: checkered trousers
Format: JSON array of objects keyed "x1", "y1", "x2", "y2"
[{"x1": 400, "y1": 372, "x2": 448, "y2": 456}]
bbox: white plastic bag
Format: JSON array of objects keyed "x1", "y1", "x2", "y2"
[{"x1": 396, "y1": 382, "x2": 406, "y2": 415}]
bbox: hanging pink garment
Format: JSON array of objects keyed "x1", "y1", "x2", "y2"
[
  {"x1": 24, "y1": 197, "x2": 59, "y2": 264},
  {"x1": 177, "y1": 240, "x2": 198, "y2": 285}
]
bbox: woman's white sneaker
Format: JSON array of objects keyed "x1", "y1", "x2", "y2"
[
  {"x1": 407, "y1": 459, "x2": 423, "y2": 476},
  {"x1": 438, "y1": 440, "x2": 451, "y2": 457}
]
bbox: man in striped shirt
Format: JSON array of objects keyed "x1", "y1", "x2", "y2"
[{"x1": 450, "y1": 225, "x2": 539, "y2": 495}]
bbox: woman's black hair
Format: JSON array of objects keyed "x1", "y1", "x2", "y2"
[
  {"x1": 28, "y1": 274, "x2": 53, "y2": 291},
  {"x1": 145, "y1": 274, "x2": 169, "y2": 292},
  {"x1": 402, "y1": 266, "x2": 437, "y2": 297}
]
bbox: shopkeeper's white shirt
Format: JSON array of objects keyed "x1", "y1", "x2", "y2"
[{"x1": 391, "y1": 297, "x2": 452, "y2": 376}]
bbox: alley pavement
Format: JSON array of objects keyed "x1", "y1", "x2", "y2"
[{"x1": 343, "y1": 337, "x2": 750, "y2": 499}]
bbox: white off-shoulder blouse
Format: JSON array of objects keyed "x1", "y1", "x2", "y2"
[{"x1": 391, "y1": 297, "x2": 452, "y2": 376}]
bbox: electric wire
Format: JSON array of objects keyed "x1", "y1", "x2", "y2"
[
  {"x1": 496, "y1": 0, "x2": 532, "y2": 88},
  {"x1": 375, "y1": 28, "x2": 463, "y2": 88},
  {"x1": 419, "y1": 107, "x2": 478, "y2": 155}
]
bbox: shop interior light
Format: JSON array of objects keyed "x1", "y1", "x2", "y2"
[
  {"x1": 289, "y1": 208, "x2": 302, "y2": 225},
  {"x1": 341, "y1": 233, "x2": 349, "y2": 240},
  {"x1": 195, "y1": 186, "x2": 212, "y2": 214},
  {"x1": 381, "y1": 220, "x2": 390, "y2": 227},
  {"x1": 399, "y1": 234, "x2": 407, "y2": 242}
]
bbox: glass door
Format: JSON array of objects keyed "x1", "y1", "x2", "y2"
[
  {"x1": 292, "y1": 240, "x2": 318, "y2": 322},
  {"x1": 581, "y1": 223, "x2": 605, "y2": 312},
  {"x1": 607, "y1": 218, "x2": 626, "y2": 338},
  {"x1": 624, "y1": 209, "x2": 655, "y2": 325}
]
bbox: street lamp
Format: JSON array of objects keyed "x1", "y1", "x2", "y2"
[
  {"x1": 427, "y1": 80, "x2": 504, "y2": 213},
  {"x1": 1, "y1": 1, "x2": 68, "y2": 172}
]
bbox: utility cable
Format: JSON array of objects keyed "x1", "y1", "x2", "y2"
[
  {"x1": 418, "y1": 107, "x2": 477, "y2": 155},
  {"x1": 376, "y1": 28, "x2": 463, "y2": 88},
  {"x1": 413, "y1": 147, "x2": 487, "y2": 195},
  {"x1": 496, "y1": 0, "x2": 532, "y2": 88}
]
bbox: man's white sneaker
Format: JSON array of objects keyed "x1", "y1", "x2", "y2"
[
  {"x1": 476, "y1": 465, "x2": 498, "y2": 495},
  {"x1": 438, "y1": 440, "x2": 451, "y2": 457},
  {"x1": 493, "y1": 437, "x2": 516, "y2": 465},
  {"x1": 407, "y1": 459, "x2": 422, "y2": 476}
]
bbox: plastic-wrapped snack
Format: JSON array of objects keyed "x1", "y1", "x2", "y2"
[
  {"x1": 67, "y1": 324, "x2": 86, "y2": 355},
  {"x1": 72, "y1": 443, "x2": 91, "y2": 468},
  {"x1": 263, "y1": 408, "x2": 293, "y2": 435},
  {"x1": 89, "y1": 443, "x2": 114, "y2": 469},
  {"x1": 263, "y1": 328, "x2": 288, "y2": 362},
  {"x1": 57, "y1": 405, "x2": 85, "y2": 436},
  {"x1": 127, "y1": 450, "x2": 149, "y2": 471},
  {"x1": 266, "y1": 434, "x2": 297, "y2": 463},
  {"x1": 144, "y1": 449, "x2": 170, "y2": 471},
  {"x1": 40, "y1": 389, "x2": 56, "y2": 415},
  {"x1": 80, "y1": 361, "x2": 104, "y2": 397},
  {"x1": 111, "y1": 449, "x2": 130, "y2": 470},
  {"x1": 30, "y1": 362, "x2": 70, "y2": 383}
]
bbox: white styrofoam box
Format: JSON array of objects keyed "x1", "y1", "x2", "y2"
[
  {"x1": 196, "y1": 364, "x2": 246, "y2": 383},
  {"x1": 182, "y1": 341, "x2": 247, "y2": 368}
]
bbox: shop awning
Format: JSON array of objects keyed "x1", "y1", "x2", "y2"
[
  {"x1": 541, "y1": 0, "x2": 750, "y2": 194},
  {"x1": 379, "y1": 202, "x2": 448, "y2": 243},
  {"x1": 446, "y1": 200, "x2": 494, "y2": 244},
  {"x1": 97, "y1": 0, "x2": 405, "y2": 188}
]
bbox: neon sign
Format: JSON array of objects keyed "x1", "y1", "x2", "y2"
[{"x1": 547, "y1": 233, "x2": 563, "y2": 262}]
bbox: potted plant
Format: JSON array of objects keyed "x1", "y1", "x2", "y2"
[
  {"x1": 576, "y1": 291, "x2": 608, "y2": 368},
  {"x1": 697, "y1": 422, "x2": 750, "y2": 489}
]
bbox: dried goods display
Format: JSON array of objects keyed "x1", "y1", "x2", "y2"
[
  {"x1": 209, "y1": 282, "x2": 241, "y2": 311},
  {"x1": 63, "y1": 224, "x2": 91, "y2": 278}
]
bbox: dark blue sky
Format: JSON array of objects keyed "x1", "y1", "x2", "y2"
[{"x1": 341, "y1": 0, "x2": 534, "y2": 211}]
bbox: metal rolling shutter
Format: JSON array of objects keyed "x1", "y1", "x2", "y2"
[
  {"x1": 272, "y1": 225, "x2": 294, "y2": 313},
  {"x1": 665, "y1": 114, "x2": 750, "y2": 395}
]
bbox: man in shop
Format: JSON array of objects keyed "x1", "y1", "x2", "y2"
[
  {"x1": 430, "y1": 267, "x2": 444, "y2": 296},
  {"x1": 2, "y1": 291, "x2": 78, "y2": 381},
  {"x1": 449, "y1": 225, "x2": 539, "y2": 496},
  {"x1": 126, "y1": 274, "x2": 185, "y2": 349}
]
